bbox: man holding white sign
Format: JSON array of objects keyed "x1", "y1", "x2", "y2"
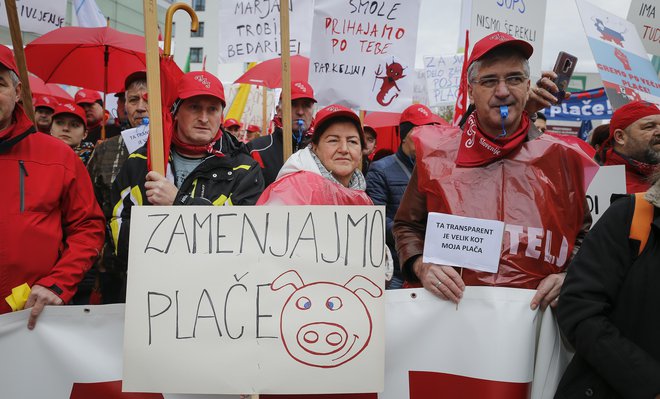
[{"x1": 393, "y1": 32, "x2": 596, "y2": 310}]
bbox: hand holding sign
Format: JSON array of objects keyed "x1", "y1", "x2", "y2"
[{"x1": 412, "y1": 257, "x2": 465, "y2": 304}]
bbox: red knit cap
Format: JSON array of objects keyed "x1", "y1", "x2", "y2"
[{"x1": 610, "y1": 100, "x2": 660, "y2": 137}]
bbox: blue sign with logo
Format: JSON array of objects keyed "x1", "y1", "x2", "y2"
[{"x1": 543, "y1": 88, "x2": 613, "y2": 121}]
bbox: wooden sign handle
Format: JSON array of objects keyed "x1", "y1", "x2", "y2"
[
  {"x1": 143, "y1": 0, "x2": 165, "y2": 174},
  {"x1": 4, "y1": 0, "x2": 35, "y2": 123},
  {"x1": 280, "y1": 1, "x2": 292, "y2": 162}
]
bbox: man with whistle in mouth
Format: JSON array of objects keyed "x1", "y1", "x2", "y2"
[{"x1": 393, "y1": 32, "x2": 596, "y2": 311}]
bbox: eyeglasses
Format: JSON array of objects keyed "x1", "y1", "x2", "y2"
[{"x1": 471, "y1": 75, "x2": 529, "y2": 89}]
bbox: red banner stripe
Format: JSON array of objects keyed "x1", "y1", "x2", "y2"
[{"x1": 409, "y1": 371, "x2": 530, "y2": 399}]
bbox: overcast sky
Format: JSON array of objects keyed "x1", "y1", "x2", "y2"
[{"x1": 415, "y1": 0, "x2": 633, "y2": 73}]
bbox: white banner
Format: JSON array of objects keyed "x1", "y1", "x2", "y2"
[
  {"x1": 627, "y1": 0, "x2": 659, "y2": 57},
  {"x1": 308, "y1": 0, "x2": 422, "y2": 112},
  {"x1": 0, "y1": 0, "x2": 66, "y2": 35},
  {"x1": 585, "y1": 165, "x2": 626, "y2": 224},
  {"x1": 423, "y1": 54, "x2": 464, "y2": 107},
  {"x1": 412, "y1": 68, "x2": 428, "y2": 106},
  {"x1": 217, "y1": 0, "x2": 313, "y2": 63},
  {"x1": 123, "y1": 206, "x2": 386, "y2": 395},
  {"x1": 469, "y1": 0, "x2": 547, "y2": 78},
  {"x1": 0, "y1": 287, "x2": 570, "y2": 399}
]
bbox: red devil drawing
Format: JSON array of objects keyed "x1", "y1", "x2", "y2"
[
  {"x1": 271, "y1": 270, "x2": 382, "y2": 368},
  {"x1": 373, "y1": 61, "x2": 406, "y2": 107}
]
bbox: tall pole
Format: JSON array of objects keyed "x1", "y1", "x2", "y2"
[
  {"x1": 261, "y1": 86, "x2": 268, "y2": 135},
  {"x1": 4, "y1": 0, "x2": 35, "y2": 123},
  {"x1": 143, "y1": 0, "x2": 165, "y2": 175},
  {"x1": 280, "y1": 1, "x2": 292, "y2": 161}
]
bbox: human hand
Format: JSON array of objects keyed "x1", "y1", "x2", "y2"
[
  {"x1": 412, "y1": 257, "x2": 465, "y2": 304},
  {"x1": 525, "y1": 71, "x2": 570, "y2": 114},
  {"x1": 530, "y1": 272, "x2": 566, "y2": 311},
  {"x1": 145, "y1": 171, "x2": 178, "y2": 205},
  {"x1": 25, "y1": 285, "x2": 64, "y2": 330}
]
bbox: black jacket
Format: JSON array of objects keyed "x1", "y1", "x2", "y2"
[
  {"x1": 247, "y1": 127, "x2": 308, "y2": 187},
  {"x1": 555, "y1": 186, "x2": 660, "y2": 399},
  {"x1": 110, "y1": 131, "x2": 264, "y2": 273}
]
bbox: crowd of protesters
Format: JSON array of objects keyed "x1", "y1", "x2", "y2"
[{"x1": 0, "y1": 28, "x2": 659, "y2": 398}]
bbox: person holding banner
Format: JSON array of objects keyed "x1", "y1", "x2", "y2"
[
  {"x1": 555, "y1": 170, "x2": 660, "y2": 399},
  {"x1": 257, "y1": 104, "x2": 371, "y2": 206},
  {"x1": 248, "y1": 81, "x2": 316, "y2": 187},
  {"x1": 393, "y1": 32, "x2": 595, "y2": 310},
  {"x1": 600, "y1": 100, "x2": 660, "y2": 193},
  {"x1": 0, "y1": 45, "x2": 105, "y2": 328},
  {"x1": 110, "y1": 70, "x2": 264, "y2": 297}
]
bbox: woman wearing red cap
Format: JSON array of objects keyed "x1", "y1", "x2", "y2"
[
  {"x1": 50, "y1": 102, "x2": 95, "y2": 165},
  {"x1": 257, "y1": 104, "x2": 372, "y2": 206}
]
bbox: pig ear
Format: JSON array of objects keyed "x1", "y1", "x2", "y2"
[
  {"x1": 344, "y1": 275, "x2": 383, "y2": 299},
  {"x1": 271, "y1": 270, "x2": 305, "y2": 292}
]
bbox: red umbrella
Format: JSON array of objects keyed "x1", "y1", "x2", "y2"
[
  {"x1": 234, "y1": 55, "x2": 309, "y2": 88},
  {"x1": 25, "y1": 26, "x2": 147, "y2": 93},
  {"x1": 28, "y1": 75, "x2": 73, "y2": 103},
  {"x1": 364, "y1": 111, "x2": 402, "y2": 128}
]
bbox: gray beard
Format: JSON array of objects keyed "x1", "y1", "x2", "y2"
[{"x1": 642, "y1": 148, "x2": 660, "y2": 165}]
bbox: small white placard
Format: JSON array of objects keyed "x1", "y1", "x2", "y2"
[
  {"x1": 423, "y1": 213, "x2": 505, "y2": 273},
  {"x1": 120, "y1": 125, "x2": 149, "y2": 154}
]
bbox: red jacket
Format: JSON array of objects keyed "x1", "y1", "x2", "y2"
[{"x1": 0, "y1": 106, "x2": 105, "y2": 313}]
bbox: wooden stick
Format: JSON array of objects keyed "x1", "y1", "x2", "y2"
[
  {"x1": 261, "y1": 86, "x2": 268, "y2": 135},
  {"x1": 143, "y1": 0, "x2": 165, "y2": 175},
  {"x1": 4, "y1": 0, "x2": 35, "y2": 123},
  {"x1": 280, "y1": 1, "x2": 292, "y2": 161}
]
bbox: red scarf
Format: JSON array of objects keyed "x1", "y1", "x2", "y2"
[
  {"x1": 171, "y1": 124, "x2": 225, "y2": 158},
  {"x1": 604, "y1": 148, "x2": 655, "y2": 192},
  {"x1": 455, "y1": 111, "x2": 530, "y2": 167}
]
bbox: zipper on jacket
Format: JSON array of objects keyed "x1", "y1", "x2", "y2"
[{"x1": 19, "y1": 160, "x2": 28, "y2": 212}]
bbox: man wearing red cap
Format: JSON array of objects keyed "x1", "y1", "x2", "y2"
[
  {"x1": 110, "y1": 71, "x2": 264, "y2": 299},
  {"x1": 224, "y1": 118, "x2": 243, "y2": 139},
  {"x1": 33, "y1": 95, "x2": 57, "y2": 133},
  {"x1": 366, "y1": 104, "x2": 445, "y2": 289},
  {"x1": 245, "y1": 124, "x2": 261, "y2": 142},
  {"x1": 248, "y1": 80, "x2": 316, "y2": 187},
  {"x1": 0, "y1": 45, "x2": 104, "y2": 328},
  {"x1": 601, "y1": 100, "x2": 660, "y2": 193},
  {"x1": 394, "y1": 32, "x2": 595, "y2": 310},
  {"x1": 86, "y1": 70, "x2": 149, "y2": 303},
  {"x1": 75, "y1": 88, "x2": 120, "y2": 143}
]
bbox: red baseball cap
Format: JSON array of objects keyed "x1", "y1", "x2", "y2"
[
  {"x1": 0, "y1": 45, "x2": 18, "y2": 75},
  {"x1": 468, "y1": 32, "x2": 533, "y2": 67},
  {"x1": 33, "y1": 95, "x2": 58, "y2": 111},
  {"x1": 75, "y1": 89, "x2": 102, "y2": 105},
  {"x1": 399, "y1": 104, "x2": 447, "y2": 126},
  {"x1": 224, "y1": 118, "x2": 242, "y2": 129},
  {"x1": 312, "y1": 104, "x2": 364, "y2": 146},
  {"x1": 246, "y1": 124, "x2": 261, "y2": 133},
  {"x1": 177, "y1": 71, "x2": 226, "y2": 107},
  {"x1": 52, "y1": 102, "x2": 87, "y2": 128},
  {"x1": 610, "y1": 100, "x2": 660, "y2": 137},
  {"x1": 290, "y1": 81, "x2": 316, "y2": 102}
]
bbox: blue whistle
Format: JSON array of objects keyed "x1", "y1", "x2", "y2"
[{"x1": 498, "y1": 105, "x2": 509, "y2": 138}]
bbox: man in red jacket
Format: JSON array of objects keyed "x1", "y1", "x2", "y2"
[
  {"x1": 0, "y1": 45, "x2": 105, "y2": 329},
  {"x1": 601, "y1": 100, "x2": 660, "y2": 193}
]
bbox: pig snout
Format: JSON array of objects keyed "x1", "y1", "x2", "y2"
[{"x1": 296, "y1": 322, "x2": 348, "y2": 355}]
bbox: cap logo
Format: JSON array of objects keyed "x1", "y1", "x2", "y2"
[
  {"x1": 326, "y1": 106, "x2": 342, "y2": 112},
  {"x1": 64, "y1": 103, "x2": 75, "y2": 111},
  {"x1": 194, "y1": 74, "x2": 211, "y2": 89},
  {"x1": 79, "y1": 92, "x2": 86, "y2": 98},
  {"x1": 294, "y1": 82, "x2": 307, "y2": 92},
  {"x1": 417, "y1": 107, "x2": 429, "y2": 116},
  {"x1": 491, "y1": 33, "x2": 509, "y2": 42}
]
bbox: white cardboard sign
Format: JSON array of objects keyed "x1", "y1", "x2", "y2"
[
  {"x1": 120, "y1": 125, "x2": 149, "y2": 154},
  {"x1": 0, "y1": 0, "x2": 66, "y2": 35},
  {"x1": 585, "y1": 165, "x2": 626, "y2": 224},
  {"x1": 627, "y1": 0, "x2": 660, "y2": 57},
  {"x1": 308, "y1": 0, "x2": 422, "y2": 112},
  {"x1": 217, "y1": 0, "x2": 313, "y2": 63},
  {"x1": 423, "y1": 213, "x2": 505, "y2": 273},
  {"x1": 469, "y1": 0, "x2": 547, "y2": 78},
  {"x1": 423, "y1": 54, "x2": 464, "y2": 107},
  {"x1": 123, "y1": 206, "x2": 386, "y2": 395}
]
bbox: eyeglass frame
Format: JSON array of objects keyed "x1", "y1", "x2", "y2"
[{"x1": 469, "y1": 74, "x2": 530, "y2": 89}]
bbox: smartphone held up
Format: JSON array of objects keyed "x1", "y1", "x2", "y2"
[{"x1": 552, "y1": 51, "x2": 578, "y2": 104}]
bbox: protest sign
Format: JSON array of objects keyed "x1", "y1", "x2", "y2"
[
  {"x1": 218, "y1": 0, "x2": 313, "y2": 63},
  {"x1": 577, "y1": 0, "x2": 660, "y2": 109},
  {"x1": 0, "y1": 0, "x2": 66, "y2": 34},
  {"x1": 627, "y1": 0, "x2": 659, "y2": 57},
  {"x1": 423, "y1": 213, "x2": 505, "y2": 273},
  {"x1": 121, "y1": 125, "x2": 149, "y2": 154},
  {"x1": 423, "y1": 54, "x2": 463, "y2": 107},
  {"x1": 413, "y1": 68, "x2": 428, "y2": 105},
  {"x1": 543, "y1": 88, "x2": 613, "y2": 121},
  {"x1": 585, "y1": 165, "x2": 626, "y2": 224},
  {"x1": 308, "y1": 0, "x2": 422, "y2": 112},
  {"x1": 469, "y1": 0, "x2": 547, "y2": 77},
  {"x1": 123, "y1": 206, "x2": 386, "y2": 395}
]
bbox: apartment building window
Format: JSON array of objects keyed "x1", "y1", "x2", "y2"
[
  {"x1": 192, "y1": 0, "x2": 205, "y2": 11},
  {"x1": 190, "y1": 47, "x2": 203, "y2": 63},
  {"x1": 191, "y1": 22, "x2": 204, "y2": 38}
]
